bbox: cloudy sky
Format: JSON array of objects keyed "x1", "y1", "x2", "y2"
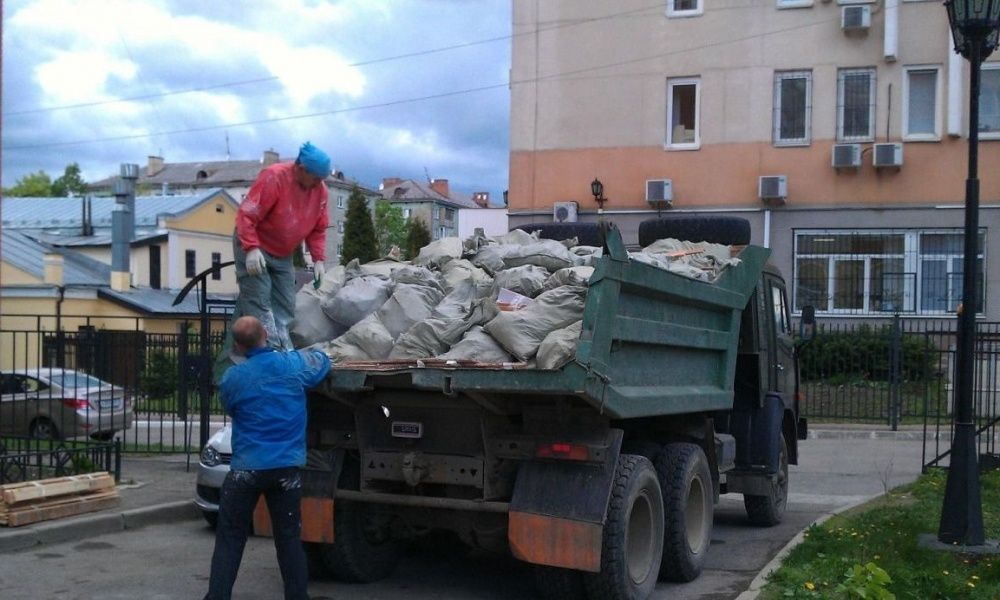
[{"x1": 1, "y1": 0, "x2": 512, "y2": 196}]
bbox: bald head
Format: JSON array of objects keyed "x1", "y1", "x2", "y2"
[{"x1": 232, "y1": 316, "x2": 267, "y2": 354}]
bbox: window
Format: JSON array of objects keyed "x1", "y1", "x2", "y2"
[
  {"x1": 666, "y1": 77, "x2": 700, "y2": 149},
  {"x1": 403, "y1": 208, "x2": 412, "y2": 220},
  {"x1": 149, "y1": 246, "x2": 161, "y2": 290},
  {"x1": 336, "y1": 196, "x2": 345, "y2": 209},
  {"x1": 211, "y1": 252, "x2": 221, "y2": 281},
  {"x1": 666, "y1": 0, "x2": 703, "y2": 17},
  {"x1": 185, "y1": 250, "x2": 196, "y2": 278},
  {"x1": 773, "y1": 71, "x2": 812, "y2": 146},
  {"x1": 837, "y1": 68, "x2": 876, "y2": 141},
  {"x1": 336, "y1": 243, "x2": 343, "y2": 256},
  {"x1": 903, "y1": 66, "x2": 940, "y2": 140},
  {"x1": 215, "y1": 203, "x2": 223, "y2": 213},
  {"x1": 777, "y1": 0, "x2": 814, "y2": 8},
  {"x1": 338, "y1": 220, "x2": 344, "y2": 234},
  {"x1": 794, "y1": 230, "x2": 985, "y2": 315},
  {"x1": 980, "y1": 64, "x2": 1000, "y2": 139}
]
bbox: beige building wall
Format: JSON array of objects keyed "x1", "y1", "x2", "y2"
[
  {"x1": 166, "y1": 230, "x2": 238, "y2": 293},
  {"x1": 509, "y1": 0, "x2": 1000, "y2": 212}
]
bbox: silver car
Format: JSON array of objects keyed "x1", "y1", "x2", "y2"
[
  {"x1": 195, "y1": 424, "x2": 231, "y2": 527},
  {"x1": 0, "y1": 368, "x2": 134, "y2": 440}
]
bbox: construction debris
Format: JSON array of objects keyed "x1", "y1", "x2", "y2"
[{"x1": 0, "y1": 472, "x2": 120, "y2": 527}]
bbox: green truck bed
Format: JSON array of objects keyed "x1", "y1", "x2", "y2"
[{"x1": 318, "y1": 227, "x2": 769, "y2": 420}]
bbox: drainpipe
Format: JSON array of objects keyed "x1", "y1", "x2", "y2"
[{"x1": 763, "y1": 209, "x2": 772, "y2": 248}]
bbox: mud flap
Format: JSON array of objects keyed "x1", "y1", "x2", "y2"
[
  {"x1": 507, "y1": 430, "x2": 623, "y2": 573},
  {"x1": 253, "y1": 450, "x2": 344, "y2": 544}
]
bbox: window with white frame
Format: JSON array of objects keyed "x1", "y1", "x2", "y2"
[
  {"x1": 794, "y1": 229, "x2": 985, "y2": 315},
  {"x1": 666, "y1": 0, "x2": 702, "y2": 17},
  {"x1": 666, "y1": 77, "x2": 700, "y2": 149},
  {"x1": 837, "y1": 68, "x2": 876, "y2": 142},
  {"x1": 903, "y1": 66, "x2": 940, "y2": 140},
  {"x1": 777, "y1": 0, "x2": 814, "y2": 8},
  {"x1": 336, "y1": 196, "x2": 345, "y2": 209},
  {"x1": 403, "y1": 208, "x2": 412, "y2": 220},
  {"x1": 773, "y1": 70, "x2": 812, "y2": 146},
  {"x1": 980, "y1": 64, "x2": 1000, "y2": 139}
]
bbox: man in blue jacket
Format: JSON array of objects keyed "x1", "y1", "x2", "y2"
[{"x1": 205, "y1": 316, "x2": 331, "y2": 600}]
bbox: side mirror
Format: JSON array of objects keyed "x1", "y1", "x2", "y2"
[{"x1": 798, "y1": 305, "x2": 816, "y2": 343}]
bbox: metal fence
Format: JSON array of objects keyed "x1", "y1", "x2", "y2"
[
  {"x1": 1, "y1": 314, "x2": 231, "y2": 456},
  {"x1": 0, "y1": 436, "x2": 120, "y2": 484}
]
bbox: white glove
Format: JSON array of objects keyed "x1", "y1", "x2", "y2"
[
  {"x1": 313, "y1": 261, "x2": 326, "y2": 286},
  {"x1": 246, "y1": 248, "x2": 267, "y2": 276}
]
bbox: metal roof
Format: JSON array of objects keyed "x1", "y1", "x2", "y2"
[
  {"x1": 381, "y1": 179, "x2": 483, "y2": 209},
  {"x1": 0, "y1": 189, "x2": 236, "y2": 231},
  {"x1": 1, "y1": 230, "x2": 110, "y2": 286},
  {"x1": 99, "y1": 287, "x2": 234, "y2": 315}
]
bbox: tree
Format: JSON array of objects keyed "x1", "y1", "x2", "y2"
[
  {"x1": 341, "y1": 186, "x2": 378, "y2": 265},
  {"x1": 51, "y1": 163, "x2": 88, "y2": 197},
  {"x1": 374, "y1": 201, "x2": 407, "y2": 257},
  {"x1": 4, "y1": 170, "x2": 52, "y2": 197},
  {"x1": 404, "y1": 217, "x2": 432, "y2": 261}
]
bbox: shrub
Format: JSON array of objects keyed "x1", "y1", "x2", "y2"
[
  {"x1": 799, "y1": 325, "x2": 935, "y2": 382},
  {"x1": 140, "y1": 350, "x2": 179, "y2": 399}
]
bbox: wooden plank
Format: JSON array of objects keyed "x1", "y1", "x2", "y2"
[
  {"x1": 1, "y1": 473, "x2": 114, "y2": 505},
  {"x1": 1, "y1": 490, "x2": 120, "y2": 527}
]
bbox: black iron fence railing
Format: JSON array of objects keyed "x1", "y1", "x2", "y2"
[{"x1": 0, "y1": 436, "x2": 120, "y2": 484}]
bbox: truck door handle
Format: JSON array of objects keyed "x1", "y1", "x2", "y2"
[{"x1": 776, "y1": 363, "x2": 784, "y2": 372}]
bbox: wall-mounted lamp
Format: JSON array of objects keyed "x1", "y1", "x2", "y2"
[{"x1": 591, "y1": 178, "x2": 607, "y2": 211}]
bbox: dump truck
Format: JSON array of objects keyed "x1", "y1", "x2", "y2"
[{"x1": 253, "y1": 219, "x2": 810, "y2": 600}]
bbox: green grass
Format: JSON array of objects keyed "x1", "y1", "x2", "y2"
[{"x1": 759, "y1": 468, "x2": 1000, "y2": 599}]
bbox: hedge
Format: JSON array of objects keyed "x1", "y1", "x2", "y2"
[{"x1": 798, "y1": 325, "x2": 936, "y2": 382}]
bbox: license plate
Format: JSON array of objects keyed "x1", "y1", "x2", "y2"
[
  {"x1": 98, "y1": 399, "x2": 120, "y2": 410},
  {"x1": 391, "y1": 421, "x2": 423, "y2": 439}
]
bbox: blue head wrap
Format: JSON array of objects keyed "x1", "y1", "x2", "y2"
[{"x1": 296, "y1": 142, "x2": 331, "y2": 178}]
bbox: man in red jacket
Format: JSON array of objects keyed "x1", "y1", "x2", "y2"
[{"x1": 217, "y1": 142, "x2": 330, "y2": 376}]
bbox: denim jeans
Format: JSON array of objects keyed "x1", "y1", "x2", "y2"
[{"x1": 205, "y1": 467, "x2": 308, "y2": 600}]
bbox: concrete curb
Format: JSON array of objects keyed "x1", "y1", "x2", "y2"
[
  {"x1": 733, "y1": 495, "x2": 877, "y2": 600},
  {"x1": 0, "y1": 500, "x2": 200, "y2": 554},
  {"x1": 809, "y1": 429, "x2": 929, "y2": 441}
]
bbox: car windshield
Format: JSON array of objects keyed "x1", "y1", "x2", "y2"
[{"x1": 43, "y1": 372, "x2": 106, "y2": 389}]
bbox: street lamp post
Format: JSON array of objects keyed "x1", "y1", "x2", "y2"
[{"x1": 939, "y1": 0, "x2": 1000, "y2": 546}]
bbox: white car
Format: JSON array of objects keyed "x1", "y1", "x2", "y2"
[{"x1": 194, "y1": 425, "x2": 231, "y2": 527}]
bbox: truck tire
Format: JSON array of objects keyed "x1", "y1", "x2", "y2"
[
  {"x1": 305, "y1": 500, "x2": 403, "y2": 583},
  {"x1": 583, "y1": 454, "x2": 664, "y2": 600},
  {"x1": 534, "y1": 565, "x2": 586, "y2": 600},
  {"x1": 515, "y1": 222, "x2": 602, "y2": 246},
  {"x1": 637, "y1": 216, "x2": 751, "y2": 247},
  {"x1": 655, "y1": 443, "x2": 713, "y2": 583},
  {"x1": 744, "y1": 436, "x2": 789, "y2": 527}
]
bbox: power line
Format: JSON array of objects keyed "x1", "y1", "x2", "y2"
[
  {"x1": 3, "y1": 14, "x2": 840, "y2": 151},
  {"x1": 3, "y1": 1, "x2": 667, "y2": 118}
]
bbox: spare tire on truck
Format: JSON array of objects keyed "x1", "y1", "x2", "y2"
[
  {"x1": 515, "y1": 222, "x2": 603, "y2": 247},
  {"x1": 637, "y1": 216, "x2": 751, "y2": 247}
]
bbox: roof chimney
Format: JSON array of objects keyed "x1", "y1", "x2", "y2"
[
  {"x1": 262, "y1": 149, "x2": 279, "y2": 166},
  {"x1": 472, "y1": 192, "x2": 490, "y2": 208},
  {"x1": 43, "y1": 253, "x2": 64, "y2": 286},
  {"x1": 381, "y1": 177, "x2": 402, "y2": 191},
  {"x1": 430, "y1": 178, "x2": 450, "y2": 198},
  {"x1": 147, "y1": 155, "x2": 164, "y2": 177}
]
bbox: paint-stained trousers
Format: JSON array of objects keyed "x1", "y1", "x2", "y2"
[{"x1": 204, "y1": 467, "x2": 308, "y2": 600}]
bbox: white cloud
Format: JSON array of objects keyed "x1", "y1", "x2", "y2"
[{"x1": 35, "y1": 51, "x2": 138, "y2": 105}]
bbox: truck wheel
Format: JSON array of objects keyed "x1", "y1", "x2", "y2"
[
  {"x1": 534, "y1": 565, "x2": 586, "y2": 600},
  {"x1": 744, "y1": 436, "x2": 789, "y2": 527},
  {"x1": 637, "y1": 216, "x2": 751, "y2": 247},
  {"x1": 655, "y1": 443, "x2": 713, "y2": 583},
  {"x1": 583, "y1": 454, "x2": 664, "y2": 600},
  {"x1": 305, "y1": 500, "x2": 403, "y2": 583}
]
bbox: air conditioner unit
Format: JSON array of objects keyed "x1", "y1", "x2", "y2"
[
  {"x1": 552, "y1": 201, "x2": 579, "y2": 223},
  {"x1": 841, "y1": 5, "x2": 871, "y2": 31},
  {"x1": 873, "y1": 143, "x2": 904, "y2": 168},
  {"x1": 832, "y1": 143, "x2": 862, "y2": 169},
  {"x1": 759, "y1": 175, "x2": 788, "y2": 204},
  {"x1": 646, "y1": 179, "x2": 674, "y2": 206}
]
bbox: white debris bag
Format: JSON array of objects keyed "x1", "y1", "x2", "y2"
[
  {"x1": 542, "y1": 266, "x2": 594, "y2": 292},
  {"x1": 571, "y1": 246, "x2": 603, "y2": 267},
  {"x1": 414, "y1": 237, "x2": 463, "y2": 269},
  {"x1": 485, "y1": 285, "x2": 587, "y2": 361},
  {"x1": 361, "y1": 258, "x2": 408, "y2": 279},
  {"x1": 491, "y1": 229, "x2": 538, "y2": 247},
  {"x1": 639, "y1": 238, "x2": 740, "y2": 282},
  {"x1": 492, "y1": 265, "x2": 549, "y2": 298},
  {"x1": 391, "y1": 299, "x2": 499, "y2": 359},
  {"x1": 391, "y1": 265, "x2": 443, "y2": 291},
  {"x1": 315, "y1": 337, "x2": 372, "y2": 363},
  {"x1": 335, "y1": 313, "x2": 395, "y2": 360},
  {"x1": 503, "y1": 239, "x2": 575, "y2": 272},
  {"x1": 376, "y1": 283, "x2": 445, "y2": 339},
  {"x1": 321, "y1": 274, "x2": 393, "y2": 328},
  {"x1": 289, "y1": 267, "x2": 347, "y2": 347},
  {"x1": 437, "y1": 326, "x2": 513, "y2": 363},
  {"x1": 433, "y1": 278, "x2": 493, "y2": 319},
  {"x1": 536, "y1": 320, "x2": 583, "y2": 370},
  {"x1": 441, "y1": 259, "x2": 493, "y2": 295}
]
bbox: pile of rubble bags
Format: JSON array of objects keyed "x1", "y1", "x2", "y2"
[{"x1": 289, "y1": 230, "x2": 739, "y2": 370}]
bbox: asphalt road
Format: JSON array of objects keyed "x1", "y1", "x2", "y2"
[{"x1": 0, "y1": 437, "x2": 925, "y2": 600}]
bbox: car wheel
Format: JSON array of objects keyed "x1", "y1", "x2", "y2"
[
  {"x1": 638, "y1": 216, "x2": 751, "y2": 247},
  {"x1": 202, "y1": 510, "x2": 218, "y2": 529},
  {"x1": 29, "y1": 418, "x2": 59, "y2": 441},
  {"x1": 744, "y1": 436, "x2": 789, "y2": 527},
  {"x1": 515, "y1": 222, "x2": 603, "y2": 247},
  {"x1": 583, "y1": 454, "x2": 664, "y2": 600},
  {"x1": 655, "y1": 443, "x2": 714, "y2": 583}
]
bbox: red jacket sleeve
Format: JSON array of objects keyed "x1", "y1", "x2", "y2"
[
  {"x1": 305, "y1": 189, "x2": 329, "y2": 262},
  {"x1": 236, "y1": 171, "x2": 281, "y2": 252}
]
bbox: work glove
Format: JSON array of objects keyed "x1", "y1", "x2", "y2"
[
  {"x1": 313, "y1": 260, "x2": 326, "y2": 288},
  {"x1": 246, "y1": 248, "x2": 267, "y2": 276}
]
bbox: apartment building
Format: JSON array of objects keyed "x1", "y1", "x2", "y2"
[{"x1": 508, "y1": 0, "x2": 1000, "y2": 320}]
